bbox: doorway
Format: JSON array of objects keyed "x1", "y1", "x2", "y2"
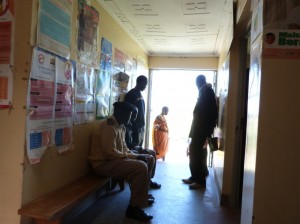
[{"x1": 146, "y1": 69, "x2": 216, "y2": 163}]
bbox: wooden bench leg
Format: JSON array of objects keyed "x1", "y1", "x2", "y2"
[{"x1": 35, "y1": 218, "x2": 62, "y2": 224}]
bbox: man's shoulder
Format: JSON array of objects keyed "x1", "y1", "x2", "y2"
[
  {"x1": 155, "y1": 115, "x2": 163, "y2": 121},
  {"x1": 98, "y1": 116, "x2": 116, "y2": 128},
  {"x1": 107, "y1": 117, "x2": 114, "y2": 125},
  {"x1": 202, "y1": 84, "x2": 215, "y2": 95},
  {"x1": 126, "y1": 88, "x2": 134, "y2": 95},
  {"x1": 126, "y1": 88, "x2": 140, "y2": 97},
  {"x1": 125, "y1": 88, "x2": 140, "y2": 104}
]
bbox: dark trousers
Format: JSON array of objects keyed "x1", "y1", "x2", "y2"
[
  {"x1": 140, "y1": 149, "x2": 156, "y2": 178},
  {"x1": 94, "y1": 159, "x2": 149, "y2": 207},
  {"x1": 133, "y1": 148, "x2": 157, "y2": 178},
  {"x1": 189, "y1": 135, "x2": 208, "y2": 185},
  {"x1": 132, "y1": 125, "x2": 145, "y2": 147}
]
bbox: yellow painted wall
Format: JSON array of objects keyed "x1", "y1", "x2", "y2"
[
  {"x1": 236, "y1": 0, "x2": 249, "y2": 24},
  {"x1": 148, "y1": 56, "x2": 218, "y2": 70},
  {"x1": 0, "y1": 1, "x2": 147, "y2": 223},
  {"x1": 240, "y1": 0, "x2": 300, "y2": 223},
  {"x1": 251, "y1": 58, "x2": 300, "y2": 223},
  {"x1": 215, "y1": 0, "x2": 251, "y2": 207},
  {"x1": 0, "y1": 1, "x2": 32, "y2": 223}
]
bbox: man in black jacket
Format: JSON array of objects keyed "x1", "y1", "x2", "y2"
[
  {"x1": 125, "y1": 75, "x2": 147, "y2": 147},
  {"x1": 125, "y1": 75, "x2": 161, "y2": 189},
  {"x1": 182, "y1": 75, "x2": 218, "y2": 189}
]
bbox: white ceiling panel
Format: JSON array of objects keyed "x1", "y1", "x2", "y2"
[{"x1": 97, "y1": 0, "x2": 233, "y2": 57}]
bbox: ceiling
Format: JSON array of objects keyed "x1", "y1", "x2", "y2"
[{"x1": 97, "y1": 0, "x2": 234, "y2": 57}]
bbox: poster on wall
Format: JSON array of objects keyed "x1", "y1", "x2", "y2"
[
  {"x1": 251, "y1": 0, "x2": 263, "y2": 44},
  {"x1": 96, "y1": 70, "x2": 110, "y2": 118},
  {"x1": 26, "y1": 49, "x2": 56, "y2": 164},
  {"x1": 112, "y1": 71, "x2": 130, "y2": 102},
  {"x1": 0, "y1": 0, "x2": 14, "y2": 109},
  {"x1": 0, "y1": 0, "x2": 10, "y2": 17},
  {"x1": 109, "y1": 48, "x2": 126, "y2": 112},
  {"x1": 100, "y1": 38, "x2": 112, "y2": 72},
  {"x1": 37, "y1": 0, "x2": 73, "y2": 59},
  {"x1": 249, "y1": 39, "x2": 262, "y2": 99},
  {"x1": 247, "y1": 38, "x2": 262, "y2": 158},
  {"x1": 129, "y1": 58, "x2": 137, "y2": 88},
  {"x1": 54, "y1": 58, "x2": 74, "y2": 154},
  {"x1": 125, "y1": 56, "x2": 135, "y2": 90},
  {"x1": 262, "y1": 30, "x2": 300, "y2": 59},
  {"x1": 77, "y1": 0, "x2": 100, "y2": 66},
  {"x1": 0, "y1": 65, "x2": 12, "y2": 108},
  {"x1": 74, "y1": 63, "x2": 96, "y2": 124},
  {"x1": 113, "y1": 51, "x2": 131, "y2": 99},
  {"x1": 96, "y1": 38, "x2": 112, "y2": 119},
  {"x1": 216, "y1": 56, "x2": 230, "y2": 151},
  {"x1": 113, "y1": 48, "x2": 126, "y2": 73},
  {"x1": 263, "y1": 0, "x2": 300, "y2": 59}
]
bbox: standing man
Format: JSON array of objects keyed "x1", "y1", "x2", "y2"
[
  {"x1": 125, "y1": 75, "x2": 148, "y2": 147},
  {"x1": 125, "y1": 75, "x2": 161, "y2": 189},
  {"x1": 89, "y1": 102, "x2": 154, "y2": 221},
  {"x1": 182, "y1": 75, "x2": 218, "y2": 189}
]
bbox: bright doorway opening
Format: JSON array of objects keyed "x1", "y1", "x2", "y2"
[{"x1": 147, "y1": 69, "x2": 216, "y2": 163}]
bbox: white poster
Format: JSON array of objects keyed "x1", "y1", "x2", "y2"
[
  {"x1": 54, "y1": 58, "x2": 74, "y2": 154},
  {"x1": 74, "y1": 63, "x2": 96, "y2": 124},
  {"x1": 26, "y1": 49, "x2": 56, "y2": 164}
]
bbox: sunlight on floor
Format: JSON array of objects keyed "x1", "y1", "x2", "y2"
[{"x1": 157, "y1": 138, "x2": 189, "y2": 164}]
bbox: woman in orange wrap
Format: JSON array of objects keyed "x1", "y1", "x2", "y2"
[{"x1": 152, "y1": 106, "x2": 169, "y2": 160}]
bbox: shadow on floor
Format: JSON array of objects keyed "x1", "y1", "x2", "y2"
[{"x1": 68, "y1": 159, "x2": 240, "y2": 224}]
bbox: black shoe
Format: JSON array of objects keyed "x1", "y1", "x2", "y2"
[
  {"x1": 189, "y1": 182, "x2": 206, "y2": 189},
  {"x1": 148, "y1": 198, "x2": 155, "y2": 205},
  {"x1": 110, "y1": 179, "x2": 118, "y2": 190},
  {"x1": 126, "y1": 206, "x2": 153, "y2": 221},
  {"x1": 148, "y1": 194, "x2": 155, "y2": 200},
  {"x1": 118, "y1": 180, "x2": 125, "y2": 191},
  {"x1": 110, "y1": 179, "x2": 125, "y2": 191},
  {"x1": 149, "y1": 181, "x2": 161, "y2": 189},
  {"x1": 182, "y1": 178, "x2": 194, "y2": 184}
]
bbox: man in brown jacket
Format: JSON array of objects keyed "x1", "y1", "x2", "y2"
[{"x1": 89, "y1": 102, "x2": 154, "y2": 221}]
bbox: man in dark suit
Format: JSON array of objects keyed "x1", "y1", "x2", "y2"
[{"x1": 182, "y1": 75, "x2": 218, "y2": 189}]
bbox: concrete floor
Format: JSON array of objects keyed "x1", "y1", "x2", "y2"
[{"x1": 68, "y1": 148, "x2": 241, "y2": 224}]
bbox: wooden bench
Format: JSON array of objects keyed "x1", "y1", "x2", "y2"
[{"x1": 18, "y1": 175, "x2": 110, "y2": 224}]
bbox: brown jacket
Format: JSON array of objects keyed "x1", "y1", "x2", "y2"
[{"x1": 89, "y1": 116, "x2": 136, "y2": 169}]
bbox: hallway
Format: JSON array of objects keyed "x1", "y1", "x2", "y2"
[{"x1": 68, "y1": 139, "x2": 240, "y2": 224}]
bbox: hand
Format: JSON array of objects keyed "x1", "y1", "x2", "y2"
[
  {"x1": 133, "y1": 146, "x2": 143, "y2": 152},
  {"x1": 136, "y1": 155, "x2": 148, "y2": 164},
  {"x1": 186, "y1": 146, "x2": 190, "y2": 157}
]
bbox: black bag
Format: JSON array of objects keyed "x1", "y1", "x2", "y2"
[{"x1": 207, "y1": 137, "x2": 219, "y2": 152}]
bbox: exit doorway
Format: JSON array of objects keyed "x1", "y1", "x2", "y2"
[{"x1": 145, "y1": 69, "x2": 216, "y2": 163}]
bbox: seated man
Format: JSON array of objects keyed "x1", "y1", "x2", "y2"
[
  {"x1": 89, "y1": 102, "x2": 154, "y2": 221},
  {"x1": 125, "y1": 106, "x2": 161, "y2": 189}
]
